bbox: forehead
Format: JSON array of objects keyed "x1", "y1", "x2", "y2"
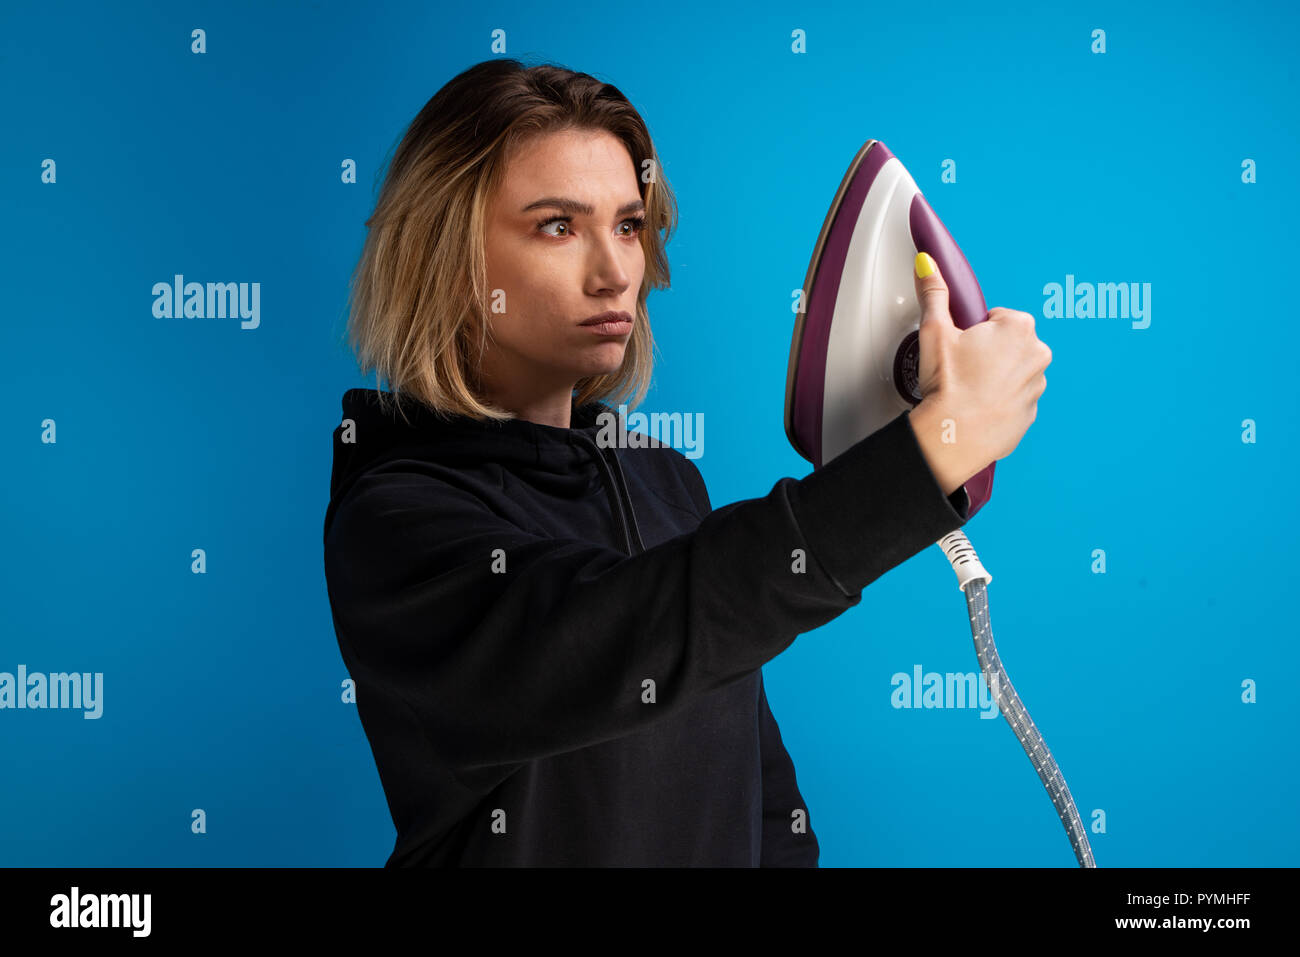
[{"x1": 496, "y1": 129, "x2": 637, "y2": 203}]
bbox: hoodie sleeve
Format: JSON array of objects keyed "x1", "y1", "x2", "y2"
[{"x1": 323, "y1": 407, "x2": 968, "y2": 776}]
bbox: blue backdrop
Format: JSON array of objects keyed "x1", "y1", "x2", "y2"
[{"x1": 3, "y1": 0, "x2": 1296, "y2": 867}]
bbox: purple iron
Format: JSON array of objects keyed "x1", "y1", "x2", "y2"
[
  {"x1": 783, "y1": 140, "x2": 1095, "y2": 868},
  {"x1": 784, "y1": 138, "x2": 994, "y2": 519}
]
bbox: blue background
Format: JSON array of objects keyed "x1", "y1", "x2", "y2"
[{"x1": 2, "y1": 0, "x2": 1296, "y2": 867}]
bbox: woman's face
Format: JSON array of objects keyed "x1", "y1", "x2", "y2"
[{"x1": 481, "y1": 128, "x2": 647, "y2": 405}]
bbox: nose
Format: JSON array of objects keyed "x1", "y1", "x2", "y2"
[{"x1": 586, "y1": 231, "x2": 634, "y2": 297}]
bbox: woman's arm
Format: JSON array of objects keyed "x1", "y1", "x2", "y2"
[{"x1": 322, "y1": 408, "x2": 967, "y2": 777}]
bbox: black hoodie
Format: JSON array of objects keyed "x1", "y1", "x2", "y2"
[{"x1": 322, "y1": 388, "x2": 970, "y2": 866}]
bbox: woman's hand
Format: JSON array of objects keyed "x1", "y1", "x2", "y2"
[{"x1": 907, "y1": 252, "x2": 1051, "y2": 496}]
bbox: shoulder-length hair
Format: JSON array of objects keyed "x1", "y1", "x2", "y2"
[{"x1": 340, "y1": 58, "x2": 679, "y2": 424}]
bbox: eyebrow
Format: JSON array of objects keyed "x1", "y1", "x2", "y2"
[{"x1": 521, "y1": 196, "x2": 645, "y2": 217}]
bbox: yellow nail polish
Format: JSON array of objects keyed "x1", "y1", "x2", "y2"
[{"x1": 914, "y1": 251, "x2": 936, "y2": 278}]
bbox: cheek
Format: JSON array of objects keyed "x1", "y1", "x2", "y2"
[
  {"x1": 490, "y1": 265, "x2": 565, "y2": 336},
  {"x1": 487, "y1": 249, "x2": 538, "y2": 321}
]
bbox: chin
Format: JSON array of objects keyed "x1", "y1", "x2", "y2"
[{"x1": 584, "y1": 345, "x2": 628, "y2": 372}]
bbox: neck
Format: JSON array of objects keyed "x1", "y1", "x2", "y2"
[{"x1": 481, "y1": 380, "x2": 578, "y2": 429}]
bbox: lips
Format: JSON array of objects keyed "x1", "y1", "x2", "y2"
[{"x1": 579, "y1": 310, "x2": 633, "y2": 326}]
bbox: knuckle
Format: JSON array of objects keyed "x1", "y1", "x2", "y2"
[{"x1": 1001, "y1": 311, "x2": 1031, "y2": 335}]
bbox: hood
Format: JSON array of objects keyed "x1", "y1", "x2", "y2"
[{"x1": 324, "y1": 388, "x2": 646, "y2": 554}]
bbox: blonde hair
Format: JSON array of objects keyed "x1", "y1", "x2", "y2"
[{"x1": 339, "y1": 58, "x2": 679, "y2": 424}]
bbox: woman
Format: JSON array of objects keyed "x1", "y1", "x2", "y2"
[{"x1": 322, "y1": 59, "x2": 1050, "y2": 866}]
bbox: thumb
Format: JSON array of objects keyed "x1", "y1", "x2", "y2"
[
  {"x1": 913, "y1": 251, "x2": 953, "y2": 396},
  {"x1": 913, "y1": 251, "x2": 951, "y2": 334}
]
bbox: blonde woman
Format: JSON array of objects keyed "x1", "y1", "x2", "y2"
[{"x1": 323, "y1": 59, "x2": 1048, "y2": 867}]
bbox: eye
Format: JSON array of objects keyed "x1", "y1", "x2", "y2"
[
  {"x1": 536, "y1": 216, "x2": 571, "y2": 237},
  {"x1": 535, "y1": 215, "x2": 648, "y2": 239}
]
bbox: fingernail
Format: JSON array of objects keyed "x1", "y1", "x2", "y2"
[{"x1": 914, "y1": 252, "x2": 936, "y2": 278}]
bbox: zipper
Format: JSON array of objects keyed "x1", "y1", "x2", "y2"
[
  {"x1": 603, "y1": 445, "x2": 647, "y2": 555},
  {"x1": 570, "y1": 432, "x2": 646, "y2": 556}
]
